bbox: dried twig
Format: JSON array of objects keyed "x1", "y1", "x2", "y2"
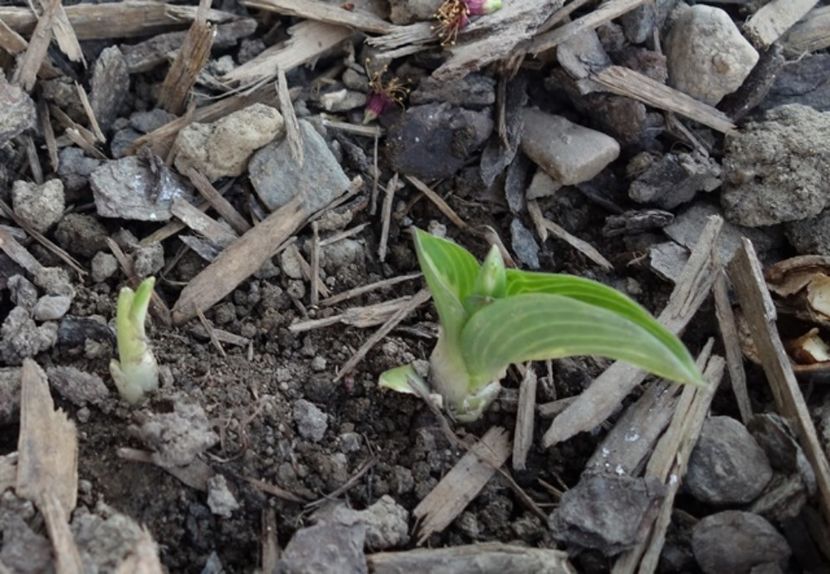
[
  {"x1": 368, "y1": 543, "x2": 575, "y2": 573},
  {"x1": 276, "y1": 69, "x2": 303, "y2": 165},
  {"x1": 512, "y1": 367, "x2": 537, "y2": 471},
  {"x1": 528, "y1": 200, "x2": 613, "y2": 271},
  {"x1": 320, "y1": 273, "x2": 421, "y2": 307},
  {"x1": 12, "y1": 0, "x2": 60, "y2": 92},
  {"x1": 378, "y1": 173, "x2": 398, "y2": 263},
  {"x1": 241, "y1": 0, "x2": 393, "y2": 34},
  {"x1": 75, "y1": 82, "x2": 104, "y2": 142},
  {"x1": 744, "y1": 0, "x2": 819, "y2": 48},
  {"x1": 405, "y1": 175, "x2": 470, "y2": 232},
  {"x1": 185, "y1": 168, "x2": 251, "y2": 235},
  {"x1": 713, "y1": 271, "x2": 753, "y2": 424}
]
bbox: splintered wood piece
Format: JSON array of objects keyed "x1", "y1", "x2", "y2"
[
  {"x1": 784, "y1": 6, "x2": 830, "y2": 54},
  {"x1": 0, "y1": 2, "x2": 238, "y2": 40},
  {"x1": 334, "y1": 289, "x2": 431, "y2": 381},
  {"x1": 528, "y1": 200, "x2": 613, "y2": 271},
  {"x1": 0, "y1": 18, "x2": 27, "y2": 53},
  {"x1": 592, "y1": 66, "x2": 737, "y2": 134},
  {"x1": 38, "y1": 98, "x2": 59, "y2": 171},
  {"x1": 729, "y1": 238, "x2": 830, "y2": 523},
  {"x1": 113, "y1": 528, "x2": 164, "y2": 574},
  {"x1": 276, "y1": 69, "x2": 303, "y2": 166},
  {"x1": 222, "y1": 20, "x2": 352, "y2": 86},
  {"x1": 261, "y1": 509, "x2": 280, "y2": 573},
  {"x1": 12, "y1": 0, "x2": 60, "y2": 92},
  {"x1": 284, "y1": 243, "x2": 331, "y2": 299},
  {"x1": 171, "y1": 197, "x2": 238, "y2": 247},
  {"x1": 543, "y1": 216, "x2": 723, "y2": 448},
  {"x1": 713, "y1": 271, "x2": 753, "y2": 424},
  {"x1": 310, "y1": 222, "x2": 321, "y2": 306},
  {"x1": 530, "y1": 0, "x2": 648, "y2": 54},
  {"x1": 185, "y1": 168, "x2": 251, "y2": 235},
  {"x1": 75, "y1": 82, "x2": 104, "y2": 142},
  {"x1": 512, "y1": 367, "x2": 537, "y2": 472},
  {"x1": 0, "y1": 227, "x2": 43, "y2": 274},
  {"x1": 242, "y1": 0, "x2": 393, "y2": 34},
  {"x1": 368, "y1": 543, "x2": 576, "y2": 574},
  {"x1": 23, "y1": 135, "x2": 43, "y2": 184},
  {"x1": 172, "y1": 195, "x2": 306, "y2": 324},
  {"x1": 744, "y1": 0, "x2": 819, "y2": 48},
  {"x1": 378, "y1": 173, "x2": 398, "y2": 263},
  {"x1": 158, "y1": 0, "x2": 214, "y2": 114},
  {"x1": 320, "y1": 272, "x2": 421, "y2": 308},
  {"x1": 0, "y1": 453, "x2": 17, "y2": 492},
  {"x1": 414, "y1": 427, "x2": 511, "y2": 544},
  {"x1": 117, "y1": 447, "x2": 213, "y2": 491},
  {"x1": 406, "y1": 175, "x2": 469, "y2": 232},
  {"x1": 37, "y1": 0, "x2": 83, "y2": 65},
  {"x1": 16, "y1": 359, "x2": 82, "y2": 574},
  {"x1": 290, "y1": 296, "x2": 416, "y2": 332},
  {"x1": 612, "y1": 352, "x2": 726, "y2": 574}
]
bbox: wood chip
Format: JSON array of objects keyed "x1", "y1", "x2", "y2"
[
  {"x1": 405, "y1": 175, "x2": 469, "y2": 232},
  {"x1": 171, "y1": 197, "x2": 238, "y2": 247},
  {"x1": 512, "y1": 367, "x2": 537, "y2": 472},
  {"x1": 591, "y1": 66, "x2": 736, "y2": 134},
  {"x1": 729, "y1": 238, "x2": 830, "y2": 523},
  {"x1": 0, "y1": 226, "x2": 43, "y2": 274},
  {"x1": 378, "y1": 173, "x2": 398, "y2": 263},
  {"x1": 310, "y1": 222, "x2": 321, "y2": 306},
  {"x1": 291, "y1": 296, "x2": 417, "y2": 332},
  {"x1": 158, "y1": 0, "x2": 214, "y2": 114},
  {"x1": 276, "y1": 69, "x2": 303, "y2": 166},
  {"x1": 368, "y1": 543, "x2": 575, "y2": 574},
  {"x1": 75, "y1": 81, "x2": 105, "y2": 142},
  {"x1": 117, "y1": 447, "x2": 214, "y2": 491},
  {"x1": 16, "y1": 359, "x2": 82, "y2": 574},
  {"x1": 185, "y1": 168, "x2": 251, "y2": 235},
  {"x1": 172, "y1": 195, "x2": 306, "y2": 324},
  {"x1": 784, "y1": 5, "x2": 830, "y2": 54},
  {"x1": 284, "y1": 242, "x2": 331, "y2": 300},
  {"x1": 528, "y1": 200, "x2": 613, "y2": 271},
  {"x1": 38, "y1": 98, "x2": 59, "y2": 171},
  {"x1": 612, "y1": 352, "x2": 726, "y2": 574},
  {"x1": 12, "y1": 0, "x2": 60, "y2": 92},
  {"x1": 414, "y1": 427, "x2": 511, "y2": 544},
  {"x1": 744, "y1": 0, "x2": 819, "y2": 48},
  {"x1": 714, "y1": 271, "x2": 753, "y2": 424},
  {"x1": 320, "y1": 272, "x2": 420, "y2": 308},
  {"x1": 261, "y1": 509, "x2": 280, "y2": 572},
  {"x1": 246, "y1": 475, "x2": 308, "y2": 503},
  {"x1": 37, "y1": 0, "x2": 84, "y2": 64},
  {"x1": 242, "y1": 0, "x2": 393, "y2": 34},
  {"x1": 335, "y1": 289, "x2": 431, "y2": 381},
  {"x1": 543, "y1": 215, "x2": 723, "y2": 448}
]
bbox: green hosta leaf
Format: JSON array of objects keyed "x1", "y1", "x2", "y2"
[
  {"x1": 460, "y1": 293, "x2": 704, "y2": 391},
  {"x1": 413, "y1": 229, "x2": 479, "y2": 339},
  {"x1": 504, "y1": 270, "x2": 690, "y2": 372}
]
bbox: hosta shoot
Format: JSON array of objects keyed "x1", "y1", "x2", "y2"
[
  {"x1": 110, "y1": 277, "x2": 159, "y2": 404},
  {"x1": 379, "y1": 229, "x2": 705, "y2": 422}
]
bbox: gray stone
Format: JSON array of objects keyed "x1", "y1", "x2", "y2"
[
  {"x1": 692, "y1": 511, "x2": 790, "y2": 574},
  {"x1": 279, "y1": 523, "x2": 367, "y2": 574},
  {"x1": 58, "y1": 147, "x2": 102, "y2": 196},
  {"x1": 90, "y1": 46, "x2": 129, "y2": 132},
  {"x1": 294, "y1": 399, "x2": 328, "y2": 442},
  {"x1": 91, "y1": 252, "x2": 119, "y2": 283},
  {"x1": 388, "y1": 0, "x2": 442, "y2": 24},
  {"x1": 54, "y1": 213, "x2": 109, "y2": 258},
  {"x1": 0, "y1": 512, "x2": 52, "y2": 574},
  {"x1": 410, "y1": 74, "x2": 496, "y2": 108},
  {"x1": 665, "y1": 4, "x2": 759, "y2": 105},
  {"x1": 520, "y1": 108, "x2": 620, "y2": 186},
  {"x1": 0, "y1": 78, "x2": 36, "y2": 145},
  {"x1": 110, "y1": 127, "x2": 141, "y2": 158},
  {"x1": 129, "y1": 108, "x2": 176, "y2": 133},
  {"x1": 11, "y1": 179, "x2": 65, "y2": 233},
  {"x1": 280, "y1": 248, "x2": 304, "y2": 279},
  {"x1": 386, "y1": 103, "x2": 493, "y2": 180},
  {"x1": 628, "y1": 151, "x2": 721, "y2": 209},
  {"x1": 511, "y1": 218, "x2": 540, "y2": 270},
  {"x1": 722, "y1": 105, "x2": 830, "y2": 226},
  {"x1": 250, "y1": 120, "x2": 350, "y2": 213},
  {"x1": 72, "y1": 504, "x2": 146, "y2": 572},
  {"x1": 762, "y1": 53, "x2": 830, "y2": 113},
  {"x1": 174, "y1": 103, "x2": 284, "y2": 182},
  {"x1": 0, "y1": 307, "x2": 57, "y2": 365},
  {"x1": 33, "y1": 295, "x2": 72, "y2": 321},
  {"x1": 207, "y1": 475, "x2": 240, "y2": 517},
  {"x1": 134, "y1": 397, "x2": 219, "y2": 467},
  {"x1": 316, "y1": 495, "x2": 410, "y2": 551},
  {"x1": 47, "y1": 366, "x2": 109, "y2": 407},
  {"x1": 785, "y1": 208, "x2": 830, "y2": 255},
  {"x1": 0, "y1": 367, "x2": 21, "y2": 425},
  {"x1": 648, "y1": 241, "x2": 689, "y2": 283},
  {"x1": 686, "y1": 416, "x2": 773, "y2": 505},
  {"x1": 549, "y1": 474, "x2": 665, "y2": 555},
  {"x1": 33, "y1": 266, "x2": 75, "y2": 298},
  {"x1": 319, "y1": 89, "x2": 367, "y2": 112},
  {"x1": 8, "y1": 275, "x2": 38, "y2": 310},
  {"x1": 320, "y1": 238, "x2": 365, "y2": 274},
  {"x1": 90, "y1": 155, "x2": 192, "y2": 221},
  {"x1": 526, "y1": 170, "x2": 562, "y2": 200},
  {"x1": 132, "y1": 243, "x2": 164, "y2": 278}
]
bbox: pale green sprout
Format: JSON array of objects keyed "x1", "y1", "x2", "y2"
[
  {"x1": 379, "y1": 229, "x2": 705, "y2": 422},
  {"x1": 110, "y1": 277, "x2": 159, "y2": 404}
]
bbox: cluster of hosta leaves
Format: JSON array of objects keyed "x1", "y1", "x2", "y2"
[{"x1": 380, "y1": 229, "x2": 704, "y2": 421}]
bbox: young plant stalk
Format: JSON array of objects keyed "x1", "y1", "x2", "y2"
[
  {"x1": 380, "y1": 229, "x2": 705, "y2": 422},
  {"x1": 110, "y1": 277, "x2": 159, "y2": 404}
]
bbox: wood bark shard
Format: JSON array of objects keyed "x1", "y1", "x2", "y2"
[
  {"x1": 728, "y1": 238, "x2": 830, "y2": 523},
  {"x1": 744, "y1": 0, "x2": 819, "y2": 48},
  {"x1": 37, "y1": 0, "x2": 84, "y2": 65},
  {"x1": 12, "y1": 0, "x2": 60, "y2": 92},
  {"x1": 172, "y1": 195, "x2": 306, "y2": 323},
  {"x1": 512, "y1": 368, "x2": 537, "y2": 471},
  {"x1": 276, "y1": 69, "x2": 303, "y2": 166},
  {"x1": 414, "y1": 426, "x2": 511, "y2": 544},
  {"x1": 0, "y1": 2, "x2": 238, "y2": 40},
  {"x1": 543, "y1": 215, "x2": 723, "y2": 448},
  {"x1": 158, "y1": 0, "x2": 214, "y2": 114},
  {"x1": 713, "y1": 271, "x2": 753, "y2": 424},
  {"x1": 784, "y1": 6, "x2": 830, "y2": 54},
  {"x1": 591, "y1": 66, "x2": 737, "y2": 134},
  {"x1": 368, "y1": 543, "x2": 576, "y2": 574},
  {"x1": 171, "y1": 197, "x2": 238, "y2": 247},
  {"x1": 221, "y1": 20, "x2": 352, "y2": 86},
  {"x1": 320, "y1": 272, "x2": 421, "y2": 307},
  {"x1": 186, "y1": 168, "x2": 251, "y2": 235},
  {"x1": 241, "y1": 0, "x2": 394, "y2": 34},
  {"x1": 16, "y1": 359, "x2": 82, "y2": 574},
  {"x1": 0, "y1": 227, "x2": 44, "y2": 274},
  {"x1": 612, "y1": 352, "x2": 726, "y2": 574}
]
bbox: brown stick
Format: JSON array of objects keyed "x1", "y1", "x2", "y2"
[
  {"x1": 713, "y1": 271, "x2": 753, "y2": 424},
  {"x1": 12, "y1": 0, "x2": 60, "y2": 92},
  {"x1": 242, "y1": 0, "x2": 393, "y2": 34}
]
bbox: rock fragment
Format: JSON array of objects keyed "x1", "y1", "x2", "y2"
[
  {"x1": 279, "y1": 523, "x2": 367, "y2": 574},
  {"x1": 134, "y1": 398, "x2": 219, "y2": 467},
  {"x1": 628, "y1": 151, "x2": 721, "y2": 209},
  {"x1": 0, "y1": 307, "x2": 58, "y2": 365},
  {"x1": 410, "y1": 74, "x2": 496, "y2": 108},
  {"x1": 665, "y1": 4, "x2": 759, "y2": 105},
  {"x1": 11, "y1": 180, "x2": 65, "y2": 233},
  {"x1": 174, "y1": 103, "x2": 284, "y2": 182},
  {"x1": 91, "y1": 252, "x2": 119, "y2": 283},
  {"x1": 54, "y1": 213, "x2": 109, "y2": 258},
  {"x1": 0, "y1": 78, "x2": 36, "y2": 145},
  {"x1": 316, "y1": 495, "x2": 410, "y2": 551},
  {"x1": 206, "y1": 475, "x2": 240, "y2": 518},
  {"x1": 90, "y1": 46, "x2": 129, "y2": 132},
  {"x1": 691, "y1": 511, "x2": 790, "y2": 574},
  {"x1": 47, "y1": 366, "x2": 109, "y2": 407},
  {"x1": 293, "y1": 399, "x2": 328, "y2": 442},
  {"x1": 510, "y1": 218, "x2": 540, "y2": 269},
  {"x1": 33, "y1": 295, "x2": 72, "y2": 322}
]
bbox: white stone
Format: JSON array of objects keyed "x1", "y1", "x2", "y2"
[{"x1": 665, "y1": 4, "x2": 759, "y2": 105}]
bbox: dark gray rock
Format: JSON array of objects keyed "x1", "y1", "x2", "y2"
[
  {"x1": 90, "y1": 155, "x2": 192, "y2": 221},
  {"x1": 510, "y1": 218, "x2": 540, "y2": 269},
  {"x1": 110, "y1": 128, "x2": 141, "y2": 158},
  {"x1": 0, "y1": 367, "x2": 21, "y2": 425},
  {"x1": 0, "y1": 511, "x2": 53, "y2": 573},
  {"x1": 314, "y1": 495, "x2": 409, "y2": 551},
  {"x1": 0, "y1": 78, "x2": 36, "y2": 145},
  {"x1": 249, "y1": 120, "x2": 349, "y2": 213},
  {"x1": 294, "y1": 399, "x2": 328, "y2": 442},
  {"x1": 47, "y1": 366, "x2": 109, "y2": 407},
  {"x1": 750, "y1": 473, "x2": 809, "y2": 523},
  {"x1": 410, "y1": 74, "x2": 496, "y2": 108},
  {"x1": 785, "y1": 208, "x2": 830, "y2": 255},
  {"x1": 620, "y1": 4, "x2": 655, "y2": 44},
  {"x1": 0, "y1": 307, "x2": 57, "y2": 365},
  {"x1": 8, "y1": 275, "x2": 38, "y2": 310},
  {"x1": 71, "y1": 505, "x2": 147, "y2": 572},
  {"x1": 762, "y1": 53, "x2": 830, "y2": 112},
  {"x1": 279, "y1": 523, "x2": 367, "y2": 574},
  {"x1": 58, "y1": 147, "x2": 102, "y2": 197},
  {"x1": 628, "y1": 151, "x2": 721, "y2": 209},
  {"x1": 129, "y1": 109, "x2": 176, "y2": 133},
  {"x1": 90, "y1": 46, "x2": 129, "y2": 132},
  {"x1": 722, "y1": 104, "x2": 830, "y2": 226},
  {"x1": 549, "y1": 474, "x2": 665, "y2": 554},
  {"x1": 132, "y1": 242, "x2": 164, "y2": 278},
  {"x1": 134, "y1": 397, "x2": 219, "y2": 467},
  {"x1": 686, "y1": 416, "x2": 773, "y2": 505},
  {"x1": 692, "y1": 511, "x2": 790, "y2": 574},
  {"x1": 34, "y1": 266, "x2": 75, "y2": 298},
  {"x1": 386, "y1": 103, "x2": 493, "y2": 180},
  {"x1": 54, "y1": 213, "x2": 109, "y2": 258}
]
